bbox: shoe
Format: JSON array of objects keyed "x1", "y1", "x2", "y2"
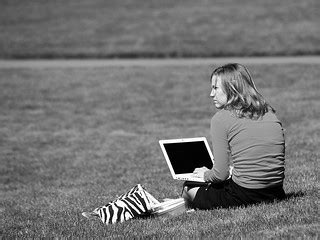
[{"x1": 186, "y1": 209, "x2": 195, "y2": 213}]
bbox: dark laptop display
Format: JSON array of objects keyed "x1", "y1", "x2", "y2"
[{"x1": 162, "y1": 141, "x2": 213, "y2": 174}]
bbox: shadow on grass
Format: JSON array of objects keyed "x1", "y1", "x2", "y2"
[{"x1": 285, "y1": 190, "x2": 305, "y2": 200}]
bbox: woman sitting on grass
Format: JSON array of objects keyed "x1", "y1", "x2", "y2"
[{"x1": 182, "y1": 63, "x2": 286, "y2": 209}]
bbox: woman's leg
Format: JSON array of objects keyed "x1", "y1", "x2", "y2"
[
  {"x1": 183, "y1": 179, "x2": 239, "y2": 210},
  {"x1": 182, "y1": 179, "x2": 286, "y2": 210}
]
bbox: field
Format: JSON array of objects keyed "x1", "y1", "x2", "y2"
[
  {"x1": 1, "y1": 0, "x2": 320, "y2": 58},
  {"x1": 0, "y1": 63, "x2": 319, "y2": 238}
]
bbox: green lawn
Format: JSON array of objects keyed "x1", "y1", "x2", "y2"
[
  {"x1": 0, "y1": 63, "x2": 319, "y2": 238},
  {"x1": 1, "y1": 0, "x2": 319, "y2": 58}
]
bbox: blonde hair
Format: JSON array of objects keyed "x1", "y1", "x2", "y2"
[{"x1": 211, "y1": 63, "x2": 274, "y2": 119}]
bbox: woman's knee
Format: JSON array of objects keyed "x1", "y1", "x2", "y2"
[
  {"x1": 182, "y1": 186, "x2": 190, "y2": 200},
  {"x1": 182, "y1": 186, "x2": 200, "y2": 202}
]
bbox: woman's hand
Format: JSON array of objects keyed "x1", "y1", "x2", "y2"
[{"x1": 193, "y1": 167, "x2": 210, "y2": 178}]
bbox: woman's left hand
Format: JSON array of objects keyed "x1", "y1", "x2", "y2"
[{"x1": 193, "y1": 167, "x2": 210, "y2": 178}]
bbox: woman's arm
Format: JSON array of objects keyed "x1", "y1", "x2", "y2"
[{"x1": 204, "y1": 114, "x2": 230, "y2": 182}]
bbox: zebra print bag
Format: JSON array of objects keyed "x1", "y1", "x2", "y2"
[{"x1": 85, "y1": 184, "x2": 160, "y2": 225}]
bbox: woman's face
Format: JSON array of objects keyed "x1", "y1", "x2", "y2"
[{"x1": 210, "y1": 75, "x2": 227, "y2": 109}]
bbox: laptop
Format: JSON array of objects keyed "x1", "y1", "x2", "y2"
[{"x1": 159, "y1": 137, "x2": 214, "y2": 183}]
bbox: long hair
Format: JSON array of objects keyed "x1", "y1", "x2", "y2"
[{"x1": 211, "y1": 63, "x2": 274, "y2": 119}]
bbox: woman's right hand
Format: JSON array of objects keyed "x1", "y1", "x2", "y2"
[{"x1": 193, "y1": 167, "x2": 210, "y2": 178}]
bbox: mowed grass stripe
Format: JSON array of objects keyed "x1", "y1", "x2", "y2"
[
  {"x1": 1, "y1": 56, "x2": 320, "y2": 69},
  {"x1": 1, "y1": 0, "x2": 319, "y2": 58}
]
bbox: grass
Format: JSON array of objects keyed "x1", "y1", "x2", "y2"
[
  {"x1": 0, "y1": 0, "x2": 320, "y2": 58},
  {"x1": 0, "y1": 63, "x2": 319, "y2": 238}
]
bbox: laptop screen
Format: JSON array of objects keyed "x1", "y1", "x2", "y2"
[{"x1": 162, "y1": 141, "x2": 213, "y2": 174}]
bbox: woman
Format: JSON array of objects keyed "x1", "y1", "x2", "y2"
[{"x1": 182, "y1": 63, "x2": 286, "y2": 209}]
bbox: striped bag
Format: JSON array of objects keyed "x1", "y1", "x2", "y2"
[{"x1": 82, "y1": 184, "x2": 160, "y2": 225}]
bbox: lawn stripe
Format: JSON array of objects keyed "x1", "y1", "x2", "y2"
[{"x1": 0, "y1": 56, "x2": 320, "y2": 69}]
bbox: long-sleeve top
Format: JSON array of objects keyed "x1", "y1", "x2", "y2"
[{"x1": 204, "y1": 109, "x2": 285, "y2": 189}]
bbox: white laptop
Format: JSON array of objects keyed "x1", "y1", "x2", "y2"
[{"x1": 159, "y1": 137, "x2": 214, "y2": 183}]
